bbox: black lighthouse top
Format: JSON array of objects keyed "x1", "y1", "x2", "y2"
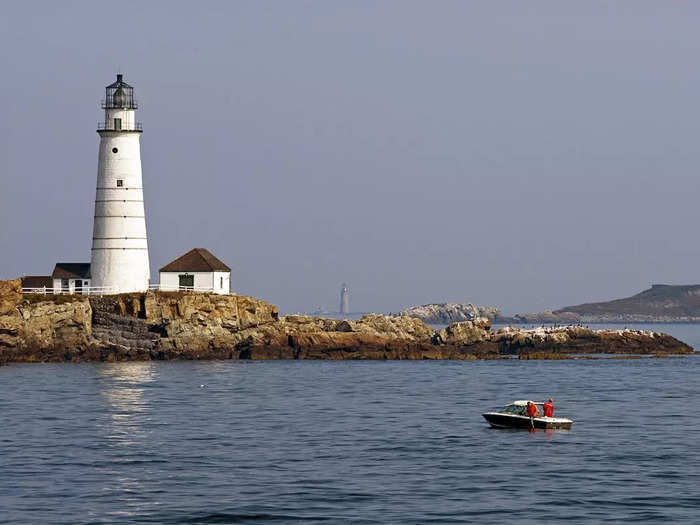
[{"x1": 103, "y1": 74, "x2": 137, "y2": 110}]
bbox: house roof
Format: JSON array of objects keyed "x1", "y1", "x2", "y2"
[
  {"x1": 51, "y1": 263, "x2": 91, "y2": 279},
  {"x1": 159, "y1": 248, "x2": 231, "y2": 273},
  {"x1": 21, "y1": 276, "x2": 54, "y2": 289}
]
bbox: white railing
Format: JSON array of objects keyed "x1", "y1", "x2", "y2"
[
  {"x1": 149, "y1": 284, "x2": 219, "y2": 293},
  {"x1": 22, "y1": 286, "x2": 118, "y2": 296},
  {"x1": 97, "y1": 121, "x2": 143, "y2": 131},
  {"x1": 22, "y1": 285, "x2": 226, "y2": 296}
]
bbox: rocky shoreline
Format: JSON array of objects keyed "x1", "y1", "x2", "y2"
[
  {"x1": 500, "y1": 312, "x2": 700, "y2": 324},
  {"x1": 0, "y1": 279, "x2": 693, "y2": 363}
]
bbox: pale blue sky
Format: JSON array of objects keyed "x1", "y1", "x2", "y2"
[{"x1": 2, "y1": 1, "x2": 699, "y2": 313}]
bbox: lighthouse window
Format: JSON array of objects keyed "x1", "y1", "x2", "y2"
[
  {"x1": 114, "y1": 118, "x2": 122, "y2": 130},
  {"x1": 112, "y1": 147, "x2": 118, "y2": 153},
  {"x1": 116, "y1": 179, "x2": 123, "y2": 187}
]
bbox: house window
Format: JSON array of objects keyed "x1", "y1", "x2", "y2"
[
  {"x1": 179, "y1": 274, "x2": 194, "y2": 289},
  {"x1": 61, "y1": 279, "x2": 69, "y2": 292},
  {"x1": 220, "y1": 277, "x2": 224, "y2": 289},
  {"x1": 116, "y1": 179, "x2": 123, "y2": 187},
  {"x1": 114, "y1": 118, "x2": 122, "y2": 130}
]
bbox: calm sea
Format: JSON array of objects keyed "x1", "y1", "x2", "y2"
[{"x1": 1, "y1": 324, "x2": 699, "y2": 524}]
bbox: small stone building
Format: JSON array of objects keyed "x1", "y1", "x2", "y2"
[
  {"x1": 51, "y1": 263, "x2": 91, "y2": 294},
  {"x1": 159, "y1": 248, "x2": 231, "y2": 294}
]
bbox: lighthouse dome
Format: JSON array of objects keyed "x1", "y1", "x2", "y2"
[{"x1": 103, "y1": 74, "x2": 137, "y2": 109}]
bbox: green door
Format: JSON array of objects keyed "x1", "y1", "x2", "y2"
[{"x1": 178, "y1": 274, "x2": 194, "y2": 290}]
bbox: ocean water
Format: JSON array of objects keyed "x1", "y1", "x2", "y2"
[{"x1": 1, "y1": 326, "x2": 699, "y2": 524}]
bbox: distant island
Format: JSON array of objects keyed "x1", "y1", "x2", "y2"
[
  {"x1": 507, "y1": 284, "x2": 700, "y2": 324},
  {"x1": 401, "y1": 285, "x2": 700, "y2": 325}
]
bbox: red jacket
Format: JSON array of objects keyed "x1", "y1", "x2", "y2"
[
  {"x1": 526, "y1": 403, "x2": 538, "y2": 417},
  {"x1": 543, "y1": 402, "x2": 554, "y2": 417}
]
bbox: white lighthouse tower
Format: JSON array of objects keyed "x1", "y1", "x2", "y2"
[
  {"x1": 90, "y1": 74, "x2": 150, "y2": 294},
  {"x1": 339, "y1": 283, "x2": 349, "y2": 314}
]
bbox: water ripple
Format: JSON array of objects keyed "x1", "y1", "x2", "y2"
[{"x1": 1, "y1": 354, "x2": 700, "y2": 523}]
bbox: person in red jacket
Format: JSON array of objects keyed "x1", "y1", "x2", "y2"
[
  {"x1": 526, "y1": 401, "x2": 538, "y2": 429},
  {"x1": 543, "y1": 398, "x2": 554, "y2": 417},
  {"x1": 526, "y1": 401, "x2": 539, "y2": 417}
]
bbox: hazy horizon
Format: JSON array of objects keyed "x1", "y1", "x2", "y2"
[{"x1": 2, "y1": 1, "x2": 700, "y2": 314}]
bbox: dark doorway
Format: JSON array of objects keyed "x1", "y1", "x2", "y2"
[
  {"x1": 114, "y1": 118, "x2": 122, "y2": 130},
  {"x1": 74, "y1": 280, "x2": 83, "y2": 294}
]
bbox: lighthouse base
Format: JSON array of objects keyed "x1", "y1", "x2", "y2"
[{"x1": 90, "y1": 250, "x2": 150, "y2": 294}]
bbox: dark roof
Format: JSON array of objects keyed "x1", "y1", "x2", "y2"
[
  {"x1": 106, "y1": 73, "x2": 133, "y2": 89},
  {"x1": 159, "y1": 248, "x2": 231, "y2": 273},
  {"x1": 21, "y1": 276, "x2": 53, "y2": 289},
  {"x1": 52, "y1": 263, "x2": 91, "y2": 279}
]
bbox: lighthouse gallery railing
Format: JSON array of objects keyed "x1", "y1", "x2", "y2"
[{"x1": 97, "y1": 122, "x2": 143, "y2": 131}]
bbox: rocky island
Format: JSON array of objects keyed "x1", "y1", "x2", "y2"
[
  {"x1": 400, "y1": 303, "x2": 501, "y2": 324},
  {"x1": 0, "y1": 279, "x2": 693, "y2": 363}
]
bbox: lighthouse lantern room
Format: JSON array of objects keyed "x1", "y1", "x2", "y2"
[{"x1": 90, "y1": 74, "x2": 150, "y2": 293}]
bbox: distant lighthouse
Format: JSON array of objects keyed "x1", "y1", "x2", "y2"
[
  {"x1": 339, "y1": 283, "x2": 349, "y2": 314},
  {"x1": 90, "y1": 74, "x2": 150, "y2": 293}
]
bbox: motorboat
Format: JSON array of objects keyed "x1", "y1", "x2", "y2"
[{"x1": 482, "y1": 400, "x2": 573, "y2": 430}]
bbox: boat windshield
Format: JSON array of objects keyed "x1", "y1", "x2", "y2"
[{"x1": 501, "y1": 404, "x2": 527, "y2": 415}]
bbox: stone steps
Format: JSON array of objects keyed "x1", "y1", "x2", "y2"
[{"x1": 91, "y1": 311, "x2": 161, "y2": 351}]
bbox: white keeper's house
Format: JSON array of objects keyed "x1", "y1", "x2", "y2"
[
  {"x1": 51, "y1": 263, "x2": 91, "y2": 294},
  {"x1": 159, "y1": 248, "x2": 231, "y2": 294}
]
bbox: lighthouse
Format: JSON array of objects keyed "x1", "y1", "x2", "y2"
[
  {"x1": 90, "y1": 74, "x2": 150, "y2": 294},
  {"x1": 339, "y1": 283, "x2": 349, "y2": 314}
]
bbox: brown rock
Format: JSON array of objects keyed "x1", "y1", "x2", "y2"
[
  {"x1": 18, "y1": 298, "x2": 92, "y2": 352},
  {"x1": 434, "y1": 318, "x2": 491, "y2": 345},
  {"x1": 494, "y1": 325, "x2": 693, "y2": 355},
  {"x1": 0, "y1": 278, "x2": 22, "y2": 316},
  {"x1": 330, "y1": 314, "x2": 434, "y2": 341}
]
